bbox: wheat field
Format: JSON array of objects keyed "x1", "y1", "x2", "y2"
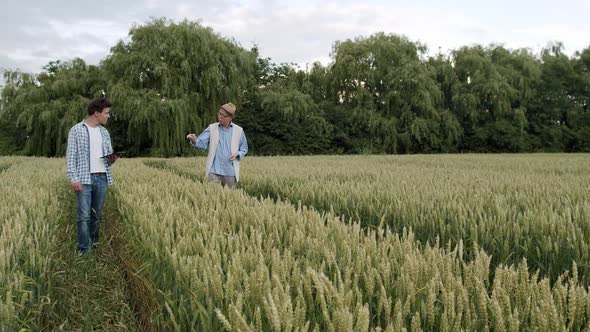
[{"x1": 1, "y1": 154, "x2": 589, "y2": 331}]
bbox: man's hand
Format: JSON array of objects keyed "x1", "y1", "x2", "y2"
[
  {"x1": 229, "y1": 154, "x2": 238, "y2": 161},
  {"x1": 186, "y1": 133, "x2": 197, "y2": 144},
  {"x1": 106, "y1": 154, "x2": 120, "y2": 163},
  {"x1": 72, "y1": 182, "x2": 82, "y2": 192}
]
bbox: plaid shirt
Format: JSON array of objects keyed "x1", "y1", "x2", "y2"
[{"x1": 66, "y1": 121, "x2": 114, "y2": 185}]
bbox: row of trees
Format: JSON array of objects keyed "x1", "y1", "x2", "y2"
[{"x1": 1, "y1": 18, "x2": 589, "y2": 156}]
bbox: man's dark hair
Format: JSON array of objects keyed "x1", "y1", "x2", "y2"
[{"x1": 87, "y1": 98, "x2": 112, "y2": 116}]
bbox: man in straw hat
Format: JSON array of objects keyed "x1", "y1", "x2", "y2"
[{"x1": 186, "y1": 102, "x2": 248, "y2": 189}]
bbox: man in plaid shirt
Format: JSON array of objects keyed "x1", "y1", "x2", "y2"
[{"x1": 66, "y1": 98, "x2": 120, "y2": 255}]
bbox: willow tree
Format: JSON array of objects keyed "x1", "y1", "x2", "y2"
[
  {"x1": 0, "y1": 59, "x2": 106, "y2": 156},
  {"x1": 102, "y1": 18, "x2": 256, "y2": 156},
  {"x1": 329, "y1": 33, "x2": 451, "y2": 153},
  {"x1": 490, "y1": 47, "x2": 542, "y2": 151},
  {"x1": 240, "y1": 86, "x2": 333, "y2": 155},
  {"x1": 300, "y1": 62, "x2": 331, "y2": 104},
  {"x1": 0, "y1": 71, "x2": 36, "y2": 154},
  {"x1": 525, "y1": 44, "x2": 590, "y2": 152},
  {"x1": 572, "y1": 47, "x2": 590, "y2": 151},
  {"x1": 427, "y1": 54, "x2": 464, "y2": 152},
  {"x1": 451, "y1": 46, "x2": 534, "y2": 151}
]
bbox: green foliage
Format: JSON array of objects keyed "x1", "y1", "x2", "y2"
[
  {"x1": 240, "y1": 88, "x2": 333, "y2": 155},
  {"x1": 329, "y1": 33, "x2": 461, "y2": 153},
  {"x1": 326, "y1": 105, "x2": 397, "y2": 153},
  {"x1": 0, "y1": 60, "x2": 105, "y2": 156},
  {"x1": 527, "y1": 43, "x2": 590, "y2": 152}
]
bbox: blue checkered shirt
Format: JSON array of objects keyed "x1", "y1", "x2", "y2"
[{"x1": 66, "y1": 121, "x2": 114, "y2": 185}]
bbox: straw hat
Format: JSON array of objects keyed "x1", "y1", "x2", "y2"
[{"x1": 220, "y1": 103, "x2": 236, "y2": 116}]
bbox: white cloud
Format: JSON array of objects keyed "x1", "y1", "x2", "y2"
[
  {"x1": 47, "y1": 19, "x2": 129, "y2": 42},
  {"x1": 200, "y1": 1, "x2": 499, "y2": 65},
  {"x1": 508, "y1": 23, "x2": 590, "y2": 54},
  {"x1": 1, "y1": 0, "x2": 589, "y2": 76}
]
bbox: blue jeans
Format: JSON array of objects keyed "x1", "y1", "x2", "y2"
[{"x1": 76, "y1": 174, "x2": 107, "y2": 253}]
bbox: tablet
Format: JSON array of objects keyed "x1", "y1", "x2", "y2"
[{"x1": 101, "y1": 151, "x2": 126, "y2": 159}]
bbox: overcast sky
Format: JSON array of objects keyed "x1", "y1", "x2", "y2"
[{"x1": 1, "y1": 0, "x2": 589, "y2": 78}]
